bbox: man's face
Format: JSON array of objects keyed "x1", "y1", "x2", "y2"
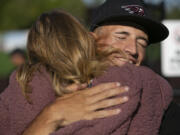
[{"x1": 94, "y1": 25, "x2": 148, "y2": 66}]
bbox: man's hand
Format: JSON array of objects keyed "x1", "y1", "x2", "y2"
[
  {"x1": 23, "y1": 82, "x2": 129, "y2": 135},
  {"x1": 47, "y1": 82, "x2": 129, "y2": 125}
]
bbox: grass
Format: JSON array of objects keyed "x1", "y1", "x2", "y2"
[{"x1": 0, "y1": 51, "x2": 15, "y2": 77}]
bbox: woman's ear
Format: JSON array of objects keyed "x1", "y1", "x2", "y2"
[{"x1": 89, "y1": 32, "x2": 98, "y2": 41}]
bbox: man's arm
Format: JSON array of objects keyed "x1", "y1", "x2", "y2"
[
  {"x1": 155, "y1": 74, "x2": 180, "y2": 135},
  {"x1": 159, "y1": 102, "x2": 180, "y2": 135},
  {"x1": 22, "y1": 82, "x2": 129, "y2": 135}
]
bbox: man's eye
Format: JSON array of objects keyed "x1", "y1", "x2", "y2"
[
  {"x1": 117, "y1": 37, "x2": 126, "y2": 40},
  {"x1": 137, "y1": 39, "x2": 148, "y2": 48},
  {"x1": 137, "y1": 42, "x2": 147, "y2": 48}
]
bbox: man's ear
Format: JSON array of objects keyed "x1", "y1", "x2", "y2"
[{"x1": 89, "y1": 32, "x2": 98, "y2": 41}]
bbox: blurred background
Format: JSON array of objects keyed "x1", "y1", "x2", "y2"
[{"x1": 0, "y1": 0, "x2": 180, "y2": 104}]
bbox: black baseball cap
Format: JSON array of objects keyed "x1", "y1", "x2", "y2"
[{"x1": 90, "y1": 0, "x2": 169, "y2": 44}]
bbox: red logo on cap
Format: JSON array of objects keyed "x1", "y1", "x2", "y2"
[{"x1": 121, "y1": 5, "x2": 145, "y2": 16}]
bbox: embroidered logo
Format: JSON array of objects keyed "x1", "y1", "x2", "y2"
[{"x1": 121, "y1": 5, "x2": 145, "y2": 16}]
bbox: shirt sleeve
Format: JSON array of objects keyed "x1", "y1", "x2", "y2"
[{"x1": 155, "y1": 74, "x2": 173, "y2": 110}]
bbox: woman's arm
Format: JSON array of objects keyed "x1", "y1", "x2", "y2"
[{"x1": 22, "y1": 82, "x2": 128, "y2": 135}]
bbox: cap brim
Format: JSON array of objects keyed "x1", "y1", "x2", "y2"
[{"x1": 91, "y1": 15, "x2": 169, "y2": 44}]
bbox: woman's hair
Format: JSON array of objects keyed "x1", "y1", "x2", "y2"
[{"x1": 16, "y1": 9, "x2": 113, "y2": 102}]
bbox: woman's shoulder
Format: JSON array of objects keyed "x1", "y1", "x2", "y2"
[
  {"x1": 29, "y1": 67, "x2": 56, "y2": 102},
  {"x1": 0, "y1": 70, "x2": 18, "y2": 99},
  {"x1": 0, "y1": 67, "x2": 54, "y2": 104},
  {"x1": 29, "y1": 67, "x2": 52, "y2": 89}
]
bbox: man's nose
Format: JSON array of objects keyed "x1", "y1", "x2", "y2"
[{"x1": 124, "y1": 39, "x2": 137, "y2": 56}]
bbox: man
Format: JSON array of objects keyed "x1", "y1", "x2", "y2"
[
  {"x1": 89, "y1": 0, "x2": 180, "y2": 135},
  {"x1": 23, "y1": 0, "x2": 180, "y2": 135}
]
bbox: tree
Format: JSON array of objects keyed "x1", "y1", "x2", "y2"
[
  {"x1": 167, "y1": 7, "x2": 180, "y2": 19},
  {"x1": 0, "y1": 0, "x2": 86, "y2": 31}
]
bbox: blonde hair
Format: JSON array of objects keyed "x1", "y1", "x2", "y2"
[{"x1": 16, "y1": 9, "x2": 111, "y2": 103}]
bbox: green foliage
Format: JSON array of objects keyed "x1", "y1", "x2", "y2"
[
  {"x1": 145, "y1": 43, "x2": 161, "y2": 63},
  {"x1": 0, "y1": 0, "x2": 86, "y2": 76},
  {"x1": 0, "y1": 0, "x2": 86, "y2": 31},
  {"x1": 0, "y1": 51, "x2": 14, "y2": 77},
  {"x1": 167, "y1": 7, "x2": 180, "y2": 19}
]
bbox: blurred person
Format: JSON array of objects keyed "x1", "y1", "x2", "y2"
[
  {"x1": 0, "y1": 8, "x2": 172, "y2": 135},
  {"x1": 10, "y1": 48, "x2": 26, "y2": 67},
  {"x1": 0, "y1": 49, "x2": 26, "y2": 94}
]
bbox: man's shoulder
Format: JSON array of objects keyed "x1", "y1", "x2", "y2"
[
  {"x1": 136, "y1": 65, "x2": 157, "y2": 77},
  {"x1": 137, "y1": 66, "x2": 169, "y2": 84},
  {"x1": 160, "y1": 102, "x2": 180, "y2": 135}
]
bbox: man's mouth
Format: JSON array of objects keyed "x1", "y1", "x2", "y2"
[{"x1": 114, "y1": 56, "x2": 136, "y2": 64}]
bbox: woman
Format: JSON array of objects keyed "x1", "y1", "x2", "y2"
[{"x1": 0, "y1": 9, "x2": 172, "y2": 135}]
